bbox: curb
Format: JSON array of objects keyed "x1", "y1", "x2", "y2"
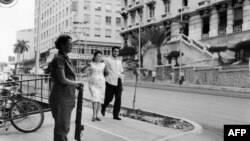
[
  {"x1": 124, "y1": 81, "x2": 250, "y2": 99},
  {"x1": 142, "y1": 110, "x2": 203, "y2": 141},
  {"x1": 82, "y1": 98, "x2": 203, "y2": 141}
]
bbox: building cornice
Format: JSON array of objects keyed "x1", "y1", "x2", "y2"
[{"x1": 73, "y1": 40, "x2": 121, "y2": 47}]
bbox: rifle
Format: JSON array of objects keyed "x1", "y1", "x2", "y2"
[{"x1": 75, "y1": 84, "x2": 84, "y2": 141}]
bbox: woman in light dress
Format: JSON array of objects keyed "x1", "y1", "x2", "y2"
[{"x1": 81, "y1": 50, "x2": 107, "y2": 122}]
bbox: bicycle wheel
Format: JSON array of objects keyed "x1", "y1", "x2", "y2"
[{"x1": 10, "y1": 100, "x2": 44, "y2": 133}]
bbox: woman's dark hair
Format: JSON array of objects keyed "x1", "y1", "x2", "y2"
[
  {"x1": 92, "y1": 50, "x2": 102, "y2": 61},
  {"x1": 55, "y1": 35, "x2": 72, "y2": 51},
  {"x1": 112, "y1": 46, "x2": 120, "y2": 52}
]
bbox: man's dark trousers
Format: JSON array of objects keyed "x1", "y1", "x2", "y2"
[{"x1": 102, "y1": 78, "x2": 122, "y2": 118}]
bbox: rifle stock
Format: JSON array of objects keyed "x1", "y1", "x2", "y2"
[{"x1": 75, "y1": 85, "x2": 84, "y2": 141}]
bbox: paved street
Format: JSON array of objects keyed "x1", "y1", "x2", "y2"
[{"x1": 82, "y1": 81, "x2": 250, "y2": 141}]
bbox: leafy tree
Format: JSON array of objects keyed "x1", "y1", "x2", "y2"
[
  {"x1": 119, "y1": 46, "x2": 137, "y2": 61},
  {"x1": 165, "y1": 51, "x2": 184, "y2": 66},
  {"x1": 13, "y1": 40, "x2": 30, "y2": 67}
]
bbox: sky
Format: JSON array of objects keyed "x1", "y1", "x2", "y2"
[{"x1": 0, "y1": 0, "x2": 34, "y2": 62}]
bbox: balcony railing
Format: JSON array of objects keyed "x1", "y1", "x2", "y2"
[
  {"x1": 127, "y1": 0, "x2": 143, "y2": 11},
  {"x1": 135, "y1": 0, "x2": 142, "y2": 5},
  {"x1": 161, "y1": 13, "x2": 172, "y2": 19},
  {"x1": 218, "y1": 27, "x2": 226, "y2": 36},
  {"x1": 145, "y1": 0, "x2": 156, "y2": 4},
  {"x1": 121, "y1": 6, "x2": 128, "y2": 14},
  {"x1": 197, "y1": 0, "x2": 210, "y2": 9},
  {"x1": 147, "y1": 17, "x2": 156, "y2": 23},
  {"x1": 201, "y1": 33, "x2": 209, "y2": 40},
  {"x1": 178, "y1": 6, "x2": 190, "y2": 14},
  {"x1": 121, "y1": 26, "x2": 128, "y2": 31},
  {"x1": 233, "y1": 25, "x2": 242, "y2": 33},
  {"x1": 212, "y1": 0, "x2": 228, "y2": 4}
]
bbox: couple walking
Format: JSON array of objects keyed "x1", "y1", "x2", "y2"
[{"x1": 81, "y1": 46, "x2": 124, "y2": 121}]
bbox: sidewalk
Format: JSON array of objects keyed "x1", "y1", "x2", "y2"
[{"x1": 0, "y1": 107, "x2": 193, "y2": 141}]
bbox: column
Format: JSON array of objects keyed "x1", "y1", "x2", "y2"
[
  {"x1": 189, "y1": 15, "x2": 202, "y2": 40},
  {"x1": 227, "y1": 8, "x2": 234, "y2": 34},
  {"x1": 209, "y1": 8, "x2": 219, "y2": 37},
  {"x1": 242, "y1": 0, "x2": 250, "y2": 31}
]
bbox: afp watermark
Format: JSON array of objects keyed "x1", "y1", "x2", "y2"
[
  {"x1": 224, "y1": 125, "x2": 250, "y2": 141},
  {"x1": 0, "y1": 0, "x2": 18, "y2": 8}
]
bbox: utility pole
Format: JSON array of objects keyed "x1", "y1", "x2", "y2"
[
  {"x1": 35, "y1": 0, "x2": 41, "y2": 76},
  {"x1": 179, "y1": 7, "x2": 183, "y2": 85},
  {"x1": 138, "y1": 16, "x2": 141, "y2": 82}
]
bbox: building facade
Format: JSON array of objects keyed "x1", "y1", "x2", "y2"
[
  {"x1": 121, "y1": 0, "x2": 250, "y2": 66},
  {"x1": 16, "y1": 28, "x2": 35, "y2": 61},
  {"x1": 34, "y1": 0, "x2": 122, "y2": 69}
]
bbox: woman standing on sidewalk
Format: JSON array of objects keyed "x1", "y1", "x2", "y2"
[
  {"x1": 49, "y1": 35, "x2": 83, "y2": 141},
  {"x1": 81, "y1": 50, "x2": 107, "y2": 122}
]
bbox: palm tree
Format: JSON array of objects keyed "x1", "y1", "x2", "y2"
[
  {"x1": 147, "y1": 26, "x2": 169, "y2": 65},
  {"x1": 13, "y1": 40, "x2": 30, "y2": 68}
]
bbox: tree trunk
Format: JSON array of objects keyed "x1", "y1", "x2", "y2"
[
  {"x1": 140, "y1": 54, "x2": 143, "y2": 68},
  {"x1": 23, "y1": 53, "x2": 25, "y2": 67},
  {"x1": 167, "y1": 57, "x2": 172, "y2": 64},
  {"x1": 157, "y1": 48, "x2": 162, "y2": 65}
]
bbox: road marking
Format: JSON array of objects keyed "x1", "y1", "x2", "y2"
[{"x1": 84, "y1": 122, "x2": 134, "y2": 141}]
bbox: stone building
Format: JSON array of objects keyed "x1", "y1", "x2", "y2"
[{"x1": 120, "y1": 0, "x2": 250, "y2": 67}]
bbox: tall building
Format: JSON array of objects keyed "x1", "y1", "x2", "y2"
[
  {"x1": 120, "y1": 0, "x2": 250, "y2": 66},
  {"x1": 16, "y1": 28, "x2": 35, "y2": 61},
  {"x1": 34, "y1": 0, "x2": 122, "y2": 69}
]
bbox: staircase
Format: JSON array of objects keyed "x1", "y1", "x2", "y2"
[{"x1": 180, "y1": 34, "x2": 214, "y2": 58}]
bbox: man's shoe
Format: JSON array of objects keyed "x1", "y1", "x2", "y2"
[
  {"x1": 113, "y1": 117, "x2": 121, "y2": 120},
  {"x1": 101, "y1": 109, "x2": 105, "y2": 116},
  {"x1": 96, "y1": 117, "x2": 101, "y2": 121}
]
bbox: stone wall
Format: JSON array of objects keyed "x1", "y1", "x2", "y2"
[
  {"x1": 124, "y1": 65, "x2": 250, "y2": 88},
  {"x1": 172, "y1": 67, "x2": 250, "y2": 88}
]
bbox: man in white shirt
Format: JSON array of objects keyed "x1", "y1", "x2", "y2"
[{"x1": 101, "y1": 46, "x2": 124, "y2": 120}]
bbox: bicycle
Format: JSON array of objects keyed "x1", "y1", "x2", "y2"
[{"x1": 0, "y1": 83, "x2": 44, "y2": 133}]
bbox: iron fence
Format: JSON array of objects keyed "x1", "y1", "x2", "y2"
[{"x1": 0, "y1": 74, "x2": 52, "y2": 111}]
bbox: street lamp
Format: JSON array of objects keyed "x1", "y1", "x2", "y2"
[
  {"x1": 179, "y1": 7, "x2": 183, "y2": 85},
  {"x1": 138, "y1": 19, "x2": 141, "y2": 82},
  {"x1": 138, "y1": 10, "x2": 143, "y2": 82}
]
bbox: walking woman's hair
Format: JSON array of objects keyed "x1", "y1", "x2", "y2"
[
  {"x1": 92, "y1": 50, "x2": 102, "y2": 61},
  {"x1": 55, "y1": 35, "x2": 72, "y2": 51}
]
